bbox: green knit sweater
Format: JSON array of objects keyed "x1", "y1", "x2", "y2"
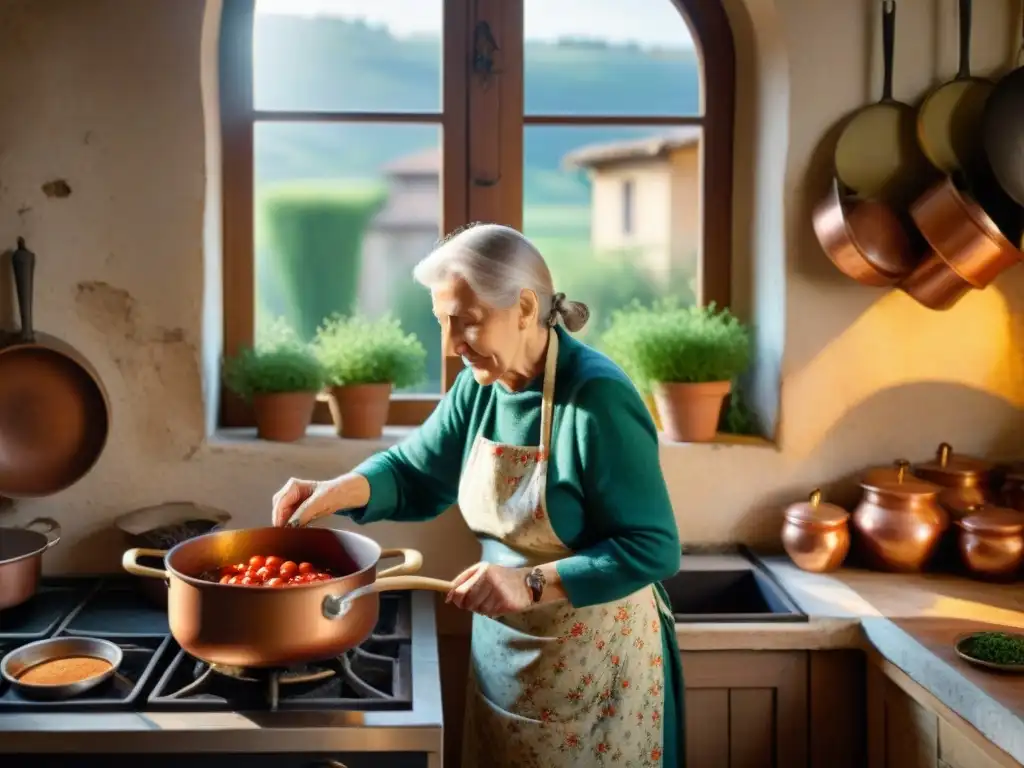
[{"x1": 347, "y1": 326, "x2": 681, "y2": 608}]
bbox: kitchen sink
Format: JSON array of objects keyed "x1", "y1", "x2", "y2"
[{"x1": 661, "y1": 557, "x2": 807, "y2": 623}]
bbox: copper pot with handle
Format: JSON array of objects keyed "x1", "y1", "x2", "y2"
[
  {"x1": 0, "y1": 517, "x2": 62, "y2": 610},
  {"x1": 122, "y1": 527, "x2": 453, "y2": 667},
  {"x1": 852, "y1": 463, "x2": 946, "y2": 572},
  {"x1": 781, "y1": 489, "x2": 851, "y2": 573},
  {"x1": 956, "y1": 505, "x2": 1024, "y2": 581}
]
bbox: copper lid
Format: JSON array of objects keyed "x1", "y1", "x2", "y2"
[
  {"x1": 959, "y1": 506, "x2": 1024, "y2": 535},
  {"x1": 784, "y1": 489, "x2": 849, "y2": 529},
  {"x1": 862, "y1": 458, "x2": 915, "y2": 487},
  {"x1": 914, "y1": 442, "x2": 994, "y2": 486},
  {"x1": 861, "y1": 462, "x2": 940, "y2": 496}
]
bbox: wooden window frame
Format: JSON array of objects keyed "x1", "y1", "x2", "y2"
[{"x1": 218, "y1": 0, "x2": 734, "y2": 430}]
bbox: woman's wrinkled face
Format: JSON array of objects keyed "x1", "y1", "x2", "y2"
[{"x1": 431, "y1": 277, "x2": 533, "y2": 386}]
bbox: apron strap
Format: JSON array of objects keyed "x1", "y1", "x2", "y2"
[{"x1": 539, "y1": 327, "x2": 559, "y2": 459}]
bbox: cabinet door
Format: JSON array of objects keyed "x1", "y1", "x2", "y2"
[
  {"x1": 682, "y1": 650, "x2": 808, "y2": 768},
  {"x1": 867, "y1": 661, "x2": 938, "y2": 768}
]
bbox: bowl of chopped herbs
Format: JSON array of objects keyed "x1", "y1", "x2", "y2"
[{"x1": 955, "y1": 631, "x2": 1024, "y2": 672}]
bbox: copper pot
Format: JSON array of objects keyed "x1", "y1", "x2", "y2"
[
  {"x1": 781, "y1": 489, "x2": 851, "y2": 573},
  {"x1": 122, "y1": 527, "x2": 452, "y2": 667},
  {"x1": 0, "y1": 518, "x2": 61, "y2": 610},
  {"x1": 812, "y1": 177, "x2": 920, "y2": 286},
  {"x1": 852, "y1": 464, "x2": 946, "y2": 572},
  {"x1": 901, "y1": 177, "x2": 1023, "y2": 310},
  {"x1": 957, "y1": 506, "x2": 1024, "y2": 581},
  {"x1": 914, "y1": 442, "x2": 996, "y2": 513}
]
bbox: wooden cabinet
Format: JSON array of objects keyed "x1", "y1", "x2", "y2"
[
  {"x1": 682, "y1": 650, "x2": 808, "y2": 768},
  {"x1": 866, "y1": 654, "x2": 1019, "y2": 768}
]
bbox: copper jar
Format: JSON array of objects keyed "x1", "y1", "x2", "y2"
[
  {"x1": 957, "y1": 506, "x2": 1024, "y2": 581},
  {"x1": 914, "y1": 442, "x2": 997, "y2": 512},
  {"x1": 781, "y1": 489, "x2": 851, "y2": 573},
  {"x1": 852, "y1": 464, "x2": 947, "y2": 572}
]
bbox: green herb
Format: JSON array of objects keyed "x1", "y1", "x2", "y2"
[
  {"x1": 223, "y1": 319, "x2": 326, "y2": 399},
  {"x1": 963, "y1": 632, "x2": 1024, "y2": 666},
  {"x1": 598, "y1": 299, "x2": 752, "y2": 393},
  {"x1": 314, "y1": 313, "x2": 427, "y2": 388}
]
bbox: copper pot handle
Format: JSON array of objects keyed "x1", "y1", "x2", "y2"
[
  {"x1": 377, "y1": 548, "x2": 423, "y2": 578},
  {"x1": 21, "y1": 517, "x2": 61, "y2": 549},
  {"x1": 122, "y1": 547, "x2": 169, "y2": 579},
  {"x1": 322, "y1": 575, "x2": 454, "y2": 620}
]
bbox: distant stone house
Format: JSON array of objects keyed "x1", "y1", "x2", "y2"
[
  {"x1": 562, "y1": 128, "x2": 701, "y2": 282},
  {"x1": 359, "y1": 148, "x2": 441, "y2": 317}
]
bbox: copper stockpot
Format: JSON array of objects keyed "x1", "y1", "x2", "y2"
[
  {"x1": 812, "y1": 177, "x2": 920, "y2": 287},
  {"x1": 901, "y1": 177, "x2": 1023, "y2": 310},
  {"x1": 957, "y1": 506, "x2": 1024, "y2": 581},
  {"x1": 123, "y1": 527, "x2": 453, "y2": 667},
  {"x1": 781, "y1": 489, "x2": 851, "y2": 573},
  {"x1": 852, "y1": 464, "x2": 947, "y2": 573}
]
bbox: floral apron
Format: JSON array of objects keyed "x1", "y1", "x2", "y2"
[{"x1": 457, "y1": 328, "x2": 671, "y2": 767}]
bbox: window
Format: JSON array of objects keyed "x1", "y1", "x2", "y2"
[
  {"x1": 622, "y1": 179, "x2": 635, "y2": 236},
  {"x1": 219, "y1": 0, "x2": 735, "y2": 428}
]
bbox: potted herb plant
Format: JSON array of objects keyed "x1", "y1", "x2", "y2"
[
  {"x1": 223, "y1": 321, "x2": 326, "y2": 443},
  {"x1": 600, "y1": 300, "x2": 752, "y2": 443},
  {"x1": 314, "y1": 313, "x2": 426, "y2": 439}
]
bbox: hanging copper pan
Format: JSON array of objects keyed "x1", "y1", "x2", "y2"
[
  {"x1": 0, "y1": 239, "x2": 110, "y2": 497},
  {"x1": 812, "y1": 176, "x2": 920, "y2": 286},
  {"x1": 833, "y1": 1, "x2": 934, "y2": 209},
  {"x1": 916, "y1": 0, "x2": 995, "y2": 176},
  {"x1": 900, "y1": 177, "x2": 1023, "y2": 310}
]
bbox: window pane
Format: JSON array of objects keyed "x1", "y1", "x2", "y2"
[
  {"x1": 254, "y1": 121, "x2": 443, "y2": 394},
  {"x1": 523, "y1": 125, "x2": 702, "y2": 342},
  {"x1": 523, "y1": 0, "x2": 699, "y2": 116},
  {"x1": 254, "y1": 1, "x2": 442, "y2": 113}
]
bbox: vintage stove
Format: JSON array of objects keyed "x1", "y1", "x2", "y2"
[{"x1": 0, "y1": 577, "x2": 443, "y2": 767}]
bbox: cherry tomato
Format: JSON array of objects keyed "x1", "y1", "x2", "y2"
[
  {"x1": 298, "y1": 562, "x2": 314, "y2": 575},
  {"x1": 256, "y1": 567, "x2": 273, "y2": 581},
  {"x1": 240, "y1": 575, "x2": 256, "y2": 585},
  {"x1": 249, "y1": 555, "x2": 266, "y2": 569},
  {"x1": 279, "y1": 561, "x2": 298, "y2": 579},
  {"x1": 228, "y1": 575, "x2": 240, "y2": 585},
  {"x1": 219, "y1": 574, "x2": 232, "y2": 584},
  {"x1": 265, "y1": 556, "x2": 283, "y2": 570},
  {"x1": 266, "y1": 577, "x2": 285, "y2": 587}
]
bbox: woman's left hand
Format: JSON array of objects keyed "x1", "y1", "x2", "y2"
[{"x1": 446, "y1": 562, "x2": 532, "y2": 616}]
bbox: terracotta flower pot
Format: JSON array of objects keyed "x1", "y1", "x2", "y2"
[
  {"x1": 251, "y1": 392, "x2": 317, "y2": 442},
  {"x1": 327, "y1": 383, "x2": 393, "y2": 439},
  {"x1": 652, "y1": 380, "x2": 731, "y2": 443}
]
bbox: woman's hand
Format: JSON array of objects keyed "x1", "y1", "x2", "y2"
[
  {"x1": 446, "y1": 562, "x2": 533, "y2": 617},
  {"x1": 271, "y1": 473, "x2": 372, "y2": 527}
]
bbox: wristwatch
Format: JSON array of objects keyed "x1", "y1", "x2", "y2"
[{"x1": 525, "y1": 567, "x2": 546, "y2": 604}]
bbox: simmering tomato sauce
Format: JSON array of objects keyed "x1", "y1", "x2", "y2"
[{"x1": 212, "y1": 555, "x2": 335, "y2": 587}]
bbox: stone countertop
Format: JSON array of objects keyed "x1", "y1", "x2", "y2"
[{"x1": 690, "y1": 555, "x2": 1024, "y2": 764}]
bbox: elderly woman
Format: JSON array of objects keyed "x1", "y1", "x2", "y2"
[{"x1": 271, "y1": 223, "x2": 684, "y2": 767}]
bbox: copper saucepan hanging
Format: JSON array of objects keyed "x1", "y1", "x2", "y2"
[
  {"x1": 812, "y1": 176, "x2": 920, "y2": 286},
  {"x1": 900, "y1": 177, "x2": 1023, "y2": 310}
]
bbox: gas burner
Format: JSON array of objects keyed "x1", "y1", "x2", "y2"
[
  {"x1": 147, "y1": 593, "x2": 415, "y2": 712},
  {"x1": 205, "y1": 662, "x2": 337, "y2": 686}
]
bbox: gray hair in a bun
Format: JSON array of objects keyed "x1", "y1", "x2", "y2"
[{"x1": 412, "y1": 223, "x2": 591, "y2": 332}]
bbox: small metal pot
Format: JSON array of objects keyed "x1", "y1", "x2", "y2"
[
  {"x1": 957, "y1": 506, "x2": 1024, "y2": 581},
  {"x1": 0, "y1": 636, "x2": 122, "y2": 700},
  {"x1": 123, "y1": 527, "x2": 453, "y2": 667},
  {"x1": 781, "y1": 489, "x2": 851, "y2": 573},
  {"x1": 0, "y1": 517, "x2": 61, "y2": 610}
]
